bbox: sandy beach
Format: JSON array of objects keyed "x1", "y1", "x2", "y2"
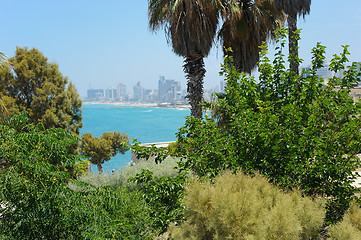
[{"x1": 83, "y1": 100, "x2": 190, "y2": 109}]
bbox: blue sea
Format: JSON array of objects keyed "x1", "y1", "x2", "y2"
[{"x1": 80, "y1": 104, "x2": 190, "y2": 172}]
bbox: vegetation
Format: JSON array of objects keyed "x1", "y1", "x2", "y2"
[
  {"x1": 0, "y1": 47, "x2": 82, "y2": 135},
  {"x1": 0, "y1": 113, "x2": 158, "y2": 239},
  {"x1": 78, "y1": 156, "x2": 180, "y2": 188},
  {"x1": 129, "y1": 169, "x2": 186, "y2": 234},
  {"x1": 148, "y1": 0, "x2": 285, "y2": 118},
  {"x1": 327, "y1": 202, "x2": 361, "y2": 240},
  {"x1": 2, "y1": 9, "x2": 361, "y2": 236},
  {"x1": 174, "y1": 29, "x2": 361, "y2": 225},
  {"x1": 0, "y1": 112, "x2": 83, "y2": 238},
  {"x1": 219, "y1": 0, "x2": 284, "y2": 73},
  {"x1": 275, "y1": 0, "x2": 311, "y2": 74},
  {"x1": 81, "y1": 132, "x2": 130, "y2": 173},
  {"x1": 169, "y1": 171, "x2": 326, "y2": 240},
  {"x1": 148, "y1": 0, "x2": 219, "y2": 118}
]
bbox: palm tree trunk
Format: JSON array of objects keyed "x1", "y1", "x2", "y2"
[
  {"x1": 183, "y1": 52, "x2": 205, "y2": 119},
  {"x1": 97, "y1": 162, "x2": 103, "y2": 174},
  {"x1": 288, "y1": 13, "x2": 299, "y2": 75}
]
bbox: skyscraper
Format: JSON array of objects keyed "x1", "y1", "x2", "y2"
[
  {"x1": 105, "y1": 88, "x2": 117, "y2": 101},
  {"x1": 117, "y1": 83, "x2": 127, "y2": 101},
  {"x1": 133, "y1": 82, "x2": 143, "y2": 101},
  {"x1": 158, "y1": 76, "x2": 181, "y2": 102}
]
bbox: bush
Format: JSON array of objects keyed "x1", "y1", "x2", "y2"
[
  {"x1": 73, "y1": 185, "x2": 156, "y2": 239},
  {"x1": 168, "y1": 171, "x2": 325, "y2": 240},
  {"x1": 0, "y1": 112, "x2": 84, "y2": 239},
  {"x1": 129, "y1": 169, "x2": 186, "y2": 234},
  {"x1": 77, "y1": 156, "x2": 180, "y2": 189},
  {"x1": 176, "y1": 29, "x2": 361, "y2": 224},
  {"x1": 328, "y1": 202, "x2": 361, "y2": 240},
  {"x1": 0, "y1": 113, "x2": 159, "y2": 239}
]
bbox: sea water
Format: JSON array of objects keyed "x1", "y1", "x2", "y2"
[{"x1": 81, "y1": 104, "x2": 190, "y2": 172}]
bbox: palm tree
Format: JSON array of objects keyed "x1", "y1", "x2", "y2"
[
  {"x1": 275, "y1": 0, "x2": 311, "y2": 74},
  {"x1": 218, "y1": 0, "x2": 285, "y2": 73},
  {"x1": 148, "y1": 0, "x2": 220, "y2": 118}
]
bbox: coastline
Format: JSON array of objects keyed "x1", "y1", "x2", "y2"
[{"x1": 82, "y1": 100, "x2": 190, "y2": 109}]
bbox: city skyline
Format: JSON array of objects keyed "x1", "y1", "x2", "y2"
[
  {"x1": 85, "y1": 75, "x2": 224, "y2": 103},
  {"x1": 1, "y1": 1, "x2": 360, "y2": 98}
]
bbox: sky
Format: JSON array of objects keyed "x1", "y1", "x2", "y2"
[{"x1": 1, "y1": 0, "x2": 360, "y2": 98}]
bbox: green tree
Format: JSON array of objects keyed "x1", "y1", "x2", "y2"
[
  {"x1": 0, "y1": 113, "x2": 157, "y2": 239},
  {"x1": 0, "y1": 112, "x2": 84, "y2": 239},
  {"x1": 175, "y1": 30, "x2": 361, "y2": 225},
  {"x1": 81, "y1": 132, "x2": 130, "y2": 173},
  {"x1": 275, "y1": 0, "x2": 311, "y2": 74},
  {"x1": 148, "y1": 0, "x2": 219, "y2": 118},
  {"x1": 0, "y1": 47, "x2": 82, "y2": 135}
]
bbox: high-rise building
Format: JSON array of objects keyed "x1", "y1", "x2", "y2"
[
  {"x1": 133, "y1": 82, "x2": 143, "y2": 101},
  {"x1": 87, "y1": 89, "x2": 104, "y2": 100},
  {"x1": 117, "y1": 83, "x2": 127, "y2": 101},
  {"x1": 105, "y1": 88, "x2": 117, "y2": 101},
  {"x1": 158, "y1": 76, "x2": 182, "y2": 102}
]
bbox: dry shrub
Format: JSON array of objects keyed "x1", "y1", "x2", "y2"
[
  {"x1": 328, "y1": 202, "x2": 361, "y2": 240},
  {"x1": 169, "y1": 171, "x2": 325, "y2": 240}
]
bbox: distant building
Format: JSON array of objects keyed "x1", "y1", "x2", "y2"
[
  {"x1": 105, "y1": 88, "x2": 117, "y2": 101},
  {"x1": 158, "y1": 76, "x2": 182, "y2": 102},
  {"x1": 133, "y1": 82, "x2": 143, "y2": 101},
  {"x1": 87, "y1": 89, "x2": 104, "y2": 100},
  {"x1": 117, "y1": 83, "x2": 127, "y2": 101}
]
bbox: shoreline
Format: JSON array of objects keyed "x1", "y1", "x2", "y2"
[{"x1": 82, "y1": 101, "x2": 190, "y2": 109}]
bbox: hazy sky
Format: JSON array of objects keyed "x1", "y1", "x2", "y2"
[{"x1": 1, "y1": 0, "x2": 360, "y2": 97}]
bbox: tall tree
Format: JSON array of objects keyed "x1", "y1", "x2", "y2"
[
  {"x1": 0, "y1": 47, "x2": 82, "y2": 135},
  {"x1": 219, "y1": 0, "x2": 285, "y2": 73},
  {"x1": 81, "y1": 132, "x2": 129, "y2": 173},
  {"x1": 148, "y1": 0, "x2": 220, "y2": 118},
  {"x1": 275, "y1": 0, "x2": 311, "y2": 74}
]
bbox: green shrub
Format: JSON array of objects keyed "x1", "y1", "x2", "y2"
[
  {"x1": 168, "y1": 141, "x2": 180, "y2": 156},
  {"x1": 328, "y1": 202, "x2": 361, "y2": 240},
  {"x1": 169, "y1": 171, "x2": 325, "y2": 240},
  {"x1": 74, "y1": 185, "x2": 156, "y2": 239},
  {"x1": 77, "y1": 156, "x2": 180, "y2": 189},
  {"x1": 0, "y1": 113, "x2": 159, "y2": 239},
  {"x1": 129, "y1": 169, "x2": 186, "y2": 234},
  {"x1": 176, "y1": 29, "x2": 361, "y2": 224},
  {"x1": 0, "y1": 112, "x2": 85, "y2": 239}
]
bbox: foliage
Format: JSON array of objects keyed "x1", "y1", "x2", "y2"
[
  {"x1": 167, "y1": 141, "x2": 181, "y2": 157},
  {"x1": 0, "y1": 47, "x2": 82, "y2": 135},
  {"x1": 275, "y1": 0, "x2": 311, "y2": 74},
  {"x1": 129, "y1": 169, "x2": 186, "y2": 234},
  {"x1": 148, "y1": 0, "x2": 285, "y2": 117},
  {"x1": 328, "y1": 202, "x2": 361, "y2": 240},
  {"x1": 74, "y1": 159, "x2": 91, "y2": 177},
  {"x1": 175, "y1": 29, "x2": 361, "y2": 224},
  {"x1": 131, "y1": 139, "x2": 170, "y2": 164},
  {"x1": 219, "y1": 0, "x2": 285, "y2": 73},
  {"x1": 76, "y1": 156, "x2": 180, "y2": 189},
  {"x1": 148, "y1": 0, "x2": 220, "y2": 118},
  {"x1": 81, "y1": 131, "x2": 130, "y2": 173},
  {"x1": 0, "y1": 112, "x2": 84, "y2": 239},
  {"x1": 0, "y1": 113, "x2": 159, "y2": 239},
  {"x1": 73, "y1": 185, "x2": 156, "y2": 239},
  {"x1": 169, "y1": 170, "x2": 325, "y2": 240}
]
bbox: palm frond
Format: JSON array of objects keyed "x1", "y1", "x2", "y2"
[{"x1": 275, "y1": 0, "x2": 311, "y2": 17}]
